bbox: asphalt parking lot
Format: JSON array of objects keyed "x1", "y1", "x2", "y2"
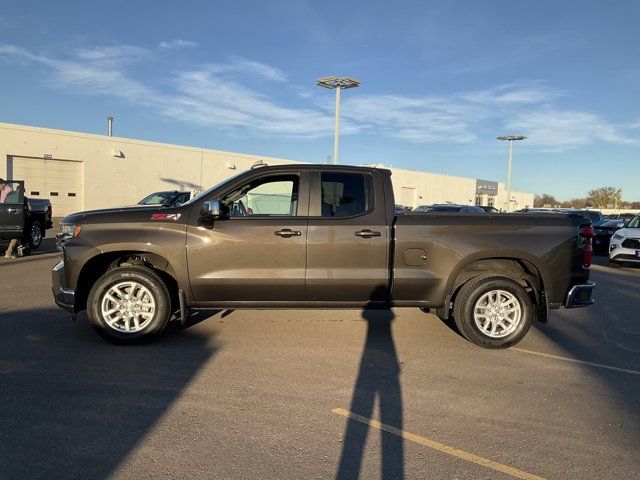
[{"x1": 1, "y1": 241, "x2": 639, "y2": 480}]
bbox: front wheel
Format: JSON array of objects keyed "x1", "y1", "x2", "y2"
[
  {"x1": 87, "y1": 266, "x2": 171, "y2": 344},
  {"x1": 453, "y1": 275, "x2": 533, "y2": 349}
]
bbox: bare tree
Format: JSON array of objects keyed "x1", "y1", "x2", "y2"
[
  {"x1": 586, "y1": 187, "x2": 622, "y2": 208},
  {"x1": 534, "y1": 193, "x2": 558, "y2": 207}
]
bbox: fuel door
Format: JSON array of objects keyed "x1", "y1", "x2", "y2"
[{"x1": 403, "y1": 248, "x2": 427, "y2": 266}]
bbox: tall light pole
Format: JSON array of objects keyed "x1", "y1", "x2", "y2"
[
  {"x1": 316, "y1": 76, "x2": 360, "y2": 164},
  {"x1": 497, "y1": 135, "x2": 526, "y2": 212}
]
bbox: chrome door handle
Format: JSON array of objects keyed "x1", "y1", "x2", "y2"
[
  {"x1": 7, "y1": 208, "x2": 20, "y2": 213},
  {"x1": 355, "y1": 229, "x2": 382, "y2": 238},
  {"x1": 275, "y1": 229, "x2": 302, "y2": 238}
]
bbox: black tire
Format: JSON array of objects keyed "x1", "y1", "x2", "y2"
[
  {"x1": 453, "y1": 275, "x2": 533, "y2": 349},
  {"x1": 87, "y1": 266, "x2": 171, "y2": 344},
  {"x1": 30, "y1": 220, "x2": 43, "y2": 250}
]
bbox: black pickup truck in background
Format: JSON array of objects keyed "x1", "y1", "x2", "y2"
[
  {"x1": 53, "y1": 164, "x2": 596, "y2": 347},
  {"x1": 0, "y1": 180, "x2": 53, "y2": 252}
]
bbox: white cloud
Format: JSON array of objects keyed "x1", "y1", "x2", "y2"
[
  {"x1": 342, "y1": 95, "x2": 480, "y2": 143},
  {"x1": 506, "y1": 108, "x2": 635, "y2": 150},
  {"x1": 163, "y1": 69, "x2": 337, "y2": 138},
  {"x1": 0, "y1": 43, "x2": 331, "y2": 139},
  {"x1": 225, "y1": 56, "x2": 288, "y2": 82},
  {"x1": 73, "y1": 45, "x2": 149, "y2": 61},
  {"x1": 158, "y1": 39, "x2": 198, "y2": 50},
  {"x1": 462, "y1": 81, "x2": 563, "y2": 105},
  {"x1": 0, "y1": 43, "x2": 634, "y2": 149}
]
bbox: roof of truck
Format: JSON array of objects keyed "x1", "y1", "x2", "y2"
[{"x1": 250, "y1": 163, "x2": 392, "y2": 175}]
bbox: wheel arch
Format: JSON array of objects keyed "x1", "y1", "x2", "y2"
[
  {"x1": 442, "y1": 252, "x2": 552, "y2": 319},
  {"x1": 74, "y1": 249, "x2": 183, "y2": 312}
]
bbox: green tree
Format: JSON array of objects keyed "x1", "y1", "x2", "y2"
[{"x1": 586, "y1": 187, "x2": 622, "y2": 208}]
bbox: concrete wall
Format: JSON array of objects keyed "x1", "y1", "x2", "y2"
[
  {"x1": 387, "y1": 167, "x2": 477, "y2": 206},
  {"x1": 0, "y1": 122, "x2": 534, "y2": 212},
  {"x1": 385, "y1": 166, "x2": 534, "y2": 210}
]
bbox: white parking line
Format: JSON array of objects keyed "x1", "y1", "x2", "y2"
[{"x1": 512, "y1": 348, "x2": 640, "y2": 376}]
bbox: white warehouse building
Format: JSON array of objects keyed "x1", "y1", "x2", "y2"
[{"x1": 0, "y1": 122, "x2": 533, "y2": 217}]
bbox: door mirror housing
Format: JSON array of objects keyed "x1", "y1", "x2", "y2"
[
  {"x1": 201, "y1": 200, "x2": 221, "y2": 218},
  {"x1": 616, "y1": 222, "x2": 625, "y2": 229}
]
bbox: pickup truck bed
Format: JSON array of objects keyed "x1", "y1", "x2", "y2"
[{"x1": 53, "y1": 164, "x2": 595, "y2": 348}]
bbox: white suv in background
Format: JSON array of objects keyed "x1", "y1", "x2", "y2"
[{"x1": 609, "y1": 215, "x2": 640, "y2": 266}]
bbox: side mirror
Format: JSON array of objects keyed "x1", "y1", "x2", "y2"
[
  {"x1": 200, "y1": 200, "x2": 221, "y2": 218},
  {"x1": 616, "y1": 222, "x2": 625, "y2": 229}
]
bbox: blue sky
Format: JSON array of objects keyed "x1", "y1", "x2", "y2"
[{"x1": 1, "y1": 0, "x2": 638, "y2": 199}]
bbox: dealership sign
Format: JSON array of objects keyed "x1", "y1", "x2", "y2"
[{"x1": 476, "y1": 179, "x2": 498, "y2": 196}]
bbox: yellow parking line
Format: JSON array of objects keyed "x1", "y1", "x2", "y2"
[
  {"x1": 331, "y1": 408, "x2": 546, "y2": 480},
  {"x1": 512, "y1": 348, "x2": 640, "y2": 376}
]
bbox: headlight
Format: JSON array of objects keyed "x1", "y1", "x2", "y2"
[
  {"x1": 612, "y1": 233, "x2": 624, "y2": 240},
  {"x1": 60, "y1": 224, "x2": 82, "y2": 239}
]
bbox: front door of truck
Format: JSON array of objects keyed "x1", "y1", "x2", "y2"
[
  {"x1": 187, "y1": 172, "x2": 309, "y2": 304},
  {"x1": 0, "y1": 181, "x2": 25, "y2": 239},
  {"x1": 305, "y1": 171, "x2": 390, "y2": 303}
]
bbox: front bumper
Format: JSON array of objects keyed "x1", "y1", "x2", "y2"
[
  {"x1": 52, "y1": 261, "x2": 75, "y2": 313},
  {"x1": 609, "y1": 246, "x2": 640, "y2": 263},
  {"x1": 565, "y1": 282, "x2": 596, "y2": 308}
]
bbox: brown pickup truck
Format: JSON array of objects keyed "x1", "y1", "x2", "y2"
[{"x1": 52, "y1": 164, "x2": 595, "y2": 348}]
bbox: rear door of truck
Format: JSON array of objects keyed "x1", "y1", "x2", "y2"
[{"x1": 305, "y1": 169, "x2": 390, "y2": 302}]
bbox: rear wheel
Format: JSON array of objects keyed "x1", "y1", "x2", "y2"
[
  {"x1": 30, "y1": 220, "x2": 43, "y2": 249},
  {"x1": 453, "y1": 275, "x2": 533, "y2": 349},
  {"x1": 87, "y1": 266, "x2": 171, "y2": 343}
]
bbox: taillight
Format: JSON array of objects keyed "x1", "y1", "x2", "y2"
[{"x1": 580, "y1": 226, "x2": 593, "y2": 269}]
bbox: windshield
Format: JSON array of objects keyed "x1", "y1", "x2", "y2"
[
  {"x1": 627, "y1": 216, "x2": 640, "y2": 229},
  {"x1": 567, "y1": 210, "x2": 602, "y2": 223},
  {"x1": 138, "y1": 191, "x2": 179, "y2": 206},
  {"x1": 585, "y1": 211, "x2": 603, "y2": 223},
  {"x1": 184, "y1": 171, "x2": 247, "y2": 205}
]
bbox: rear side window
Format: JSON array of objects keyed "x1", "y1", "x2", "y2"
[{"x1": 320, "y1": 172, "x2": 370, "y2": 217}]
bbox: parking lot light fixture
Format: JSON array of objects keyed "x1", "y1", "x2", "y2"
[
  {"x1": 497, "y1": 135, "x2": 527, "y2": 212},
  {"x1": 316, "y1": 76, "x2": 361, "y2": 165}
]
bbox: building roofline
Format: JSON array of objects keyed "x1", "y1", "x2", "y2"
[{"x1": 0, "y1": 121, "x2": 300, "y2": 163}]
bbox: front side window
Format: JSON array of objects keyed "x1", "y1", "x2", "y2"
[
  {"x1": 320, "y1": 172, "x2": 369, "y2": 217},
  {"x1": 224, "y1": 175, "x2": 299, "y2": 217}
]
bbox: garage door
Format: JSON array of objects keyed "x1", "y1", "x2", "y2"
[{"x1": 7, "y1": 156, "x2": 84, "y2": 217}]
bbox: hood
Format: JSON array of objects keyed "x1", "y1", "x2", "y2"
[
  {"x1": 61, "y1": 204, "x2": 187, "y2": 225},
  {"x1": 615, "y1": 228, "x2": 640, "y2": 238}
]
